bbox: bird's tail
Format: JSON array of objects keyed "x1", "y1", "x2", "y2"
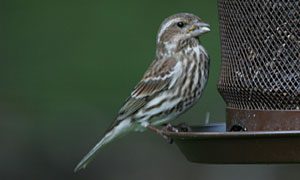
[{"x1": 74, "y1": 120, "x2": 132, "y2": 172}]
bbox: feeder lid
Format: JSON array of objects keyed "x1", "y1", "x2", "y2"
[{"x1": 164, "y1": 123, "x2": 300, "y2": 164}]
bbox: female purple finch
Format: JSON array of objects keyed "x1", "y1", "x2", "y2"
[{"x1": 75, "y1": 13, "x2": 210, "y2": 172}]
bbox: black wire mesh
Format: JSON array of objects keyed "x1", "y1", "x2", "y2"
[{"x1": 217, "y1": 0, "x2": 300, "y2": 110}]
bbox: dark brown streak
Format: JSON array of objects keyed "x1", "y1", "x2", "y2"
[
  {"x1": 145, "y1": 98, "x2": 169, "y2": 111},
  {"x1": 188, "y1": 60, "x2": 197, "y2": 95}
]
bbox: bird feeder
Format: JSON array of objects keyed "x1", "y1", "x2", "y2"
[{"x1": 164, "y1": 0, "x2": 300, "y2": 163}]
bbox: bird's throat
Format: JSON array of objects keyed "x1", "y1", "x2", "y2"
[{"x1": 156, "y1": 38, "x2": 200, "y2": 58}]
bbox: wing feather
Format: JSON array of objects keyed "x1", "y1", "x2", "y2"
[
  {"x1": 116, "y1": 57, "x2": 181, "y2": 121},
  {"x1": 131, "y1": 58, "x2": 178, "y2": 98}
]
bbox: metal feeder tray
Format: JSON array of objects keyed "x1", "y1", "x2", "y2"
[{"x1": 164, "y1": 123, "x2": 300, "y2": 164}]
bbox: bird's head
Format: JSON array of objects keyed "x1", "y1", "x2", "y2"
[{"x1": 156, "y1": 13, "x2": 210, "y2": 45}]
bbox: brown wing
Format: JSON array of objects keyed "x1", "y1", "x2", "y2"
[{"x1": 116, "y1": 57, "x2": 179, "y2": 121}]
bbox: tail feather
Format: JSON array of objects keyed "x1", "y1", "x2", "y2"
[{"x1": 74, "y1": 119, "x2": 132, "y2": 172}]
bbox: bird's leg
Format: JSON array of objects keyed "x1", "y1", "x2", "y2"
[{"x1": 147, "y1": 125, "x2": 173, "y2": 144}]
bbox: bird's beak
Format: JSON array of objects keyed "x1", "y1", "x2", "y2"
[{"x1": 188, "y1": 22, "x2": 210, "y2": 36}]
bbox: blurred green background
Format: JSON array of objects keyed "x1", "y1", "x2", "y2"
[{"x1": 1, "y1": 0, "x2": 300, "y2": 179}]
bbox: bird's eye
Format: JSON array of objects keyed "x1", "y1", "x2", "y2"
[{"x1": 177, "y1": 22, "x2": 185, "y2": 28}]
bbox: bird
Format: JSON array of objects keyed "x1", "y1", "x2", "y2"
[{"x1": 74, "y1": 13, "x2": 210, "y2": 172}]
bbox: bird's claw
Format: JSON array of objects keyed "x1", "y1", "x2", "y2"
[
  {"x1": 147, "y1": 125, "x2": 173, "y2": 144},
  {"x1": 162, "y1": 123, "x2": 179, "y2": 132},
  {"x1": 175, "y1": 122, "x2": 192, "y2": 132}
]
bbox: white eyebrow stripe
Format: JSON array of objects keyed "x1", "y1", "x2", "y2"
[{"x1": 157, "y1": 17, "x2": 182, "y2": 43}]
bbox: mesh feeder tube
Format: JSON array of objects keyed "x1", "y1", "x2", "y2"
[
  {"x1": 163, "y1": 0, "x2": 300, "y2": 164},
  {"x1": 217, "y1": 0, "x2": 300, "y2": 131}
]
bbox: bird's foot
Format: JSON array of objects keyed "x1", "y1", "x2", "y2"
[
  {"x1": 147, "y1": 125, "x2": 173, "y2": 144},
  {"x1": 162, "y1": 122, "x2": 191, "y2": 132},
  {"x1": 174, "y1": 122, "x2": 192, "y2": 132},
  {"x1": 162, "y1": 123, "x2": 179, "y2": 133}
]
